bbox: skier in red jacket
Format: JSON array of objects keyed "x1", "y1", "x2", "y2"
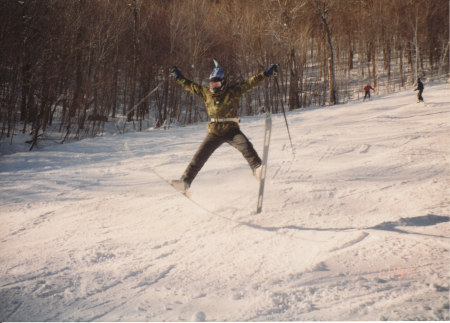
[{"x1": 363, "y1": 84, "x2": 375, "y2": 101}]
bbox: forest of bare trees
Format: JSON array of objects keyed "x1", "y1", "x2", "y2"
[{"x1": 0, "y1": 0, "x2": 448, "y2": 148}]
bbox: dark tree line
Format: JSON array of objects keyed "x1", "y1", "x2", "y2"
[{"x1": 0, "y1": 0, "x2": 448, "y2": 147}]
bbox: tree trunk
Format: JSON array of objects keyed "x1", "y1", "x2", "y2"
[
  {"x1": 127, "y1": 1, "x2": 139, "y2": 122},
  {"x1": 288, "y1": 48, "x2": 300, "y2": 110},
  {"x1": 372, "y1": 50, "x2": 377, "y2": 88},
  {"x1": 399, "y1": 46, "x2": 404, "y2": 87},
  {"x1": 327, "y1": 58, "x2": 336, "y2": 104},
  {"x1": 315, "y1": 0, "x2": 337, "y2": 105}
]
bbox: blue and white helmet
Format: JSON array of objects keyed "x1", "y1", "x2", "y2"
[{"x1": 209, "y1": 59, "x2": 224, "y2": 81}]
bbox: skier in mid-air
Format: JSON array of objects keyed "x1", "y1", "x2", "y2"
[
  {"x1": 169, "y1": 59, "x2": 278, "y2": 193},
  {"x1": 363, "y1": 84, "x2": 375, "y2": 101},
  {"x1": 415, "y1": 78, "x2": 424, "y2": 103}
]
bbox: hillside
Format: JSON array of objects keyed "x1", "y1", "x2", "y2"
[{"x1": 0, "y1": 83, "x2": 449, "y2": 321}]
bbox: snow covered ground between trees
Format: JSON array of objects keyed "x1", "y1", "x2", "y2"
[{"x1": 1, "y1": 83, "x2": 449, "y2": 321}]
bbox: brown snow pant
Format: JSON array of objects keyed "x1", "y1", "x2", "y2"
[
  {"x1": 181, "y1": 127, "x2": 261, "y2": 186},
  {"x1": 417, "y1": 90, "x2": 424, "y2": 102}
]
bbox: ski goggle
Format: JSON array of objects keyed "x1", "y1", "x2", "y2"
[{"x1": 209, "y1": 80, "x2": 222, "y2": 88}]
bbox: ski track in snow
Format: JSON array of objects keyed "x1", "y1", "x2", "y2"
[{"x1": 0, "y1": 83, "x2": 449, "y2": 321}]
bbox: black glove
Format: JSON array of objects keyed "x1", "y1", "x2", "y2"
[
  {"x1": 264, "y1": 64, "x2": 279, "y2": 77},
  {"x1": 170, "y1": 66, "x2": 181, "y2": 79}
]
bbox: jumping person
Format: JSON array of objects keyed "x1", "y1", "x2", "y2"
[
  {"x1": 363, "y1": 84, "x2": 375, "y2": 101},
  {"x1": 169, "y1": 59, "x2": 278, "y2": 193}
]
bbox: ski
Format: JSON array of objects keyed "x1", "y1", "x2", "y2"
[
  {"x1": 150, "y1": 168, "x2": 191, "y2": 198},
  {"x1": 168, "y1": 179, "x2": 191, "y2": 198},
  {"x1": 256, "y1": 111, "x2": 272, "y2": 214},
  {"x1": 149, "y1": 167, "x2": 229, "y2": 219}
]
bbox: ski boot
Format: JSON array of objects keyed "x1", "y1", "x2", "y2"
[
  {"x1": 253, "y1": 165, "x2": 263, "y2": 181},
  {"x1": 170, "y1": 179, "x2": 190, "y2": 195}
]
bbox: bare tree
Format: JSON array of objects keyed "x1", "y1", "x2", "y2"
[
  {"x1": 1, "y1": 0, "x2": 448, "y2": 147},
  {"x1": 313, "y1": 0, "x2": 336, "y2": 104}
]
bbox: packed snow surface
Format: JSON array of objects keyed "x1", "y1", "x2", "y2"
[{"x1": 1, "y1": 83, "x2": 449, "y2": 321}]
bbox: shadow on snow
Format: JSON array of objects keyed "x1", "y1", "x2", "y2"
[{"x1": 241, "y1": 214, "x2": 449, "y2": 239}]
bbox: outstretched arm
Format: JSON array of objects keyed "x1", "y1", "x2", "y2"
[
  {"x1": 233, "y1": 64, "x2": 278, "y2": 96},
  {"x1": 170, "y1": 66, "x2": 206, "y2": 100},
  {"x1": 234, "y1": 71, "x2": 266, "y2": 96}
]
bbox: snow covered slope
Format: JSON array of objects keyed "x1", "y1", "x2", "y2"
[{"x1": 1, "y1": 83, "x2": 449, "y2": 321}]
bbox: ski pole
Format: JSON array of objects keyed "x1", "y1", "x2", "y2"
[
  {"x1": 273, "y1": 68, "x2": 295, "y2": 157},
  {"x1": 117, "y1": 82, "x2": 161, "y2": 133}
]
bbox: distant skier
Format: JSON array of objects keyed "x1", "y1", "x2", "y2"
[
  {"x1": 415, "y1": 78, "x2": 424, "y2": 103},
  {"x1": 169, "y1": 60, "x2": 278, "y2": 193},
  {"x1": 363, "y1": 84, "x2": 375, "y2": 101}
]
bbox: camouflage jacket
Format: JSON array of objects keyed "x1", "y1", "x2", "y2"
[{"x1": 176, "y1": 71, "x2": 266, "y2": 135}]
